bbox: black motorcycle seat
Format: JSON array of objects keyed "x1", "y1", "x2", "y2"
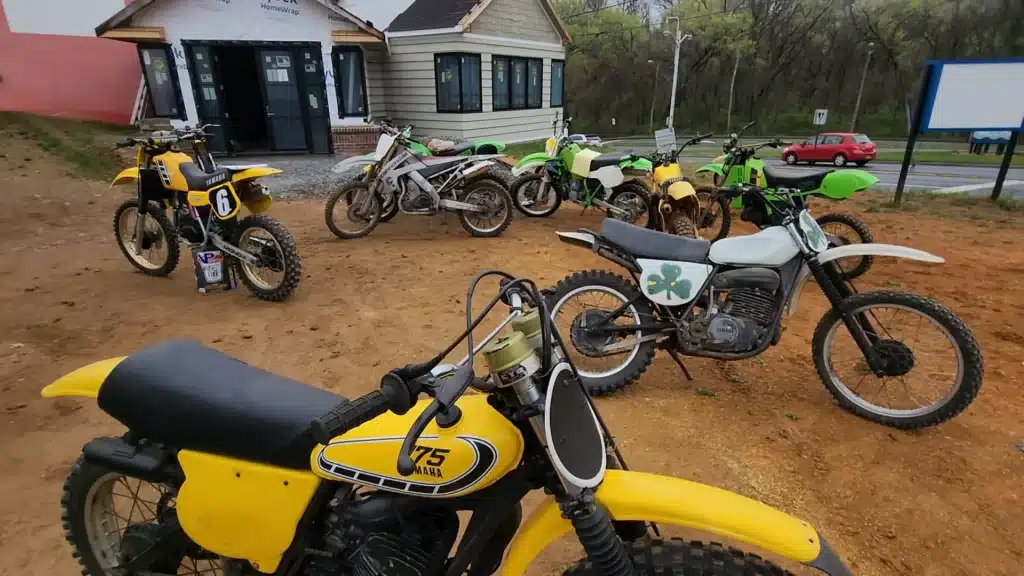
[
  {"x1": 97, "y1": 339, "x2": 345, "y2": 469},
  {"x1": 434, "y1": 141, "x2": 475, "y2": 156},
  {"x1": 601, "y1": 218, "x2": 711, "y2": 262},
  {"x1": 589, "y1": 152, "x2": 631, "y2": 170},
  {"x1": 179, "y1": 162, "x2": 233, "y2": 191},
  {"x1": 763, "y1": 165, "x2": 834, "y2": 190}
]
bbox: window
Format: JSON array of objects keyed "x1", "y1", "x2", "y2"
[
  {"x1": 435, "y1": 53, "x2": 481, "y2": 113},
  {"x1": 492, "y1": 56, "x2": 542, "y2": 111},
  {"x1": 332, "y1": 46, "x2": 368, "y2": 117},
  {"x1": 527, "y1": 59, "x2": 542, "y2": 108},
  {"x1": 551, "y1": 59, "x2": 564, "y2": 107},
  {"x1": 138, "y1": 44, "x2": 184, "y2": 119},
  {"x1": 492, "y1": 56, "x2": 510, "y2": 110},
  {"x1": 823, "y1": 135, "x2": 844, "y2": 145},
  {"x1": 853, "y1": 134, "x2": 872, "y2": 144}
]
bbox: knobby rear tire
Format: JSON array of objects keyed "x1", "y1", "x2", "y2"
[
  {"x1": 811, "y1": 291, "x2": 983, "y2": 429},
  {"x1": 232, "y1": 215, "x2": 302, "y2": 302},
  {"x1": 607, "y1": 180, "x2": 651, "y2": 224},
  {"x1": 545, "y1": 270, "x2": 657, "y2": 396},
  {"x1": 696, "y1": 189, "x2": 732, "y2": 242},
  {"x1": 458, "y1": 176, "x2": 513, "y2": 237},
  {"x1": 564, "y1": 538, "x2": 792, "y2": 576},
  {"x1": 668, "y1": 213, "x2": 698, "y2": 238}
]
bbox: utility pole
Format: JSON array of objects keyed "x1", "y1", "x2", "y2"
[
  {"x1": 648, "y1": 59, "x2": 660, "y2": 133},
  {"x1": 726, "y1": 51, "x2": 740, "y2": 133},
  {"x1": 850, "y1": 42, "x2": 875, "y2": 132},
  {"x1": 663, "y1": 17, "x2": 692, "y2": 130}
]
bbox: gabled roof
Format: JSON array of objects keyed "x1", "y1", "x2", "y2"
[
  {"x1": 94, "y1": 0, "x2": 383, "y2": 40},
  {"x1": 387, "y1": 0, "x2": 570, "y2": 44}
]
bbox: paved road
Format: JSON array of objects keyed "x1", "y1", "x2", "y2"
[{"x1": 605, "y1": 141, "x2": 1023, "y2": 197}]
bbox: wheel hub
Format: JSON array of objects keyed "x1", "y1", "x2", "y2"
[
  {"x1": 874, "y1": 339, "x2": 915, "y2": 377},
  {"x1": 570, "y1": 309, "x2": 618, "y2": 357},
  {"x1": 120, "y1": 523, "x2": 183, "y2": 573}
]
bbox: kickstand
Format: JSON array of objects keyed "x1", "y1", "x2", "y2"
[{"x1": 665, "y1": 347, "x2": 694, "y2": 381}]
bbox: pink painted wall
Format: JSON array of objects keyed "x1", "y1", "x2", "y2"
[{"x1": 0, "y1": 1, "x2": 140, "y2": 124}]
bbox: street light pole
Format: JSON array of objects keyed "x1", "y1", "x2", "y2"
[
  {"x1": 850, "y1": 42, "x2": 875, "y2": 132},
  {"x1": 648, "y1": 59, "x2": 660, "y2": 133},
  {"x1": 663, "y1": 17, "x2": 692, "y2": 130}
]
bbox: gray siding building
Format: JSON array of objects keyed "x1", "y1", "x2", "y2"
[{"x1": 95, "y1": 0, "x2": 569, "y2": 155}]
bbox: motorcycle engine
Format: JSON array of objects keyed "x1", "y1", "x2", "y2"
[
  {"x1": 400, "y1": 180, "x2": 431, "y2": 211},
  {"x1": 176, "y1": 207, "x2": 204, "y2": 244},
  {"x1": 307, "y1": 491, "x2": 459, "y2": 576},
  {"x1": 697, "y1": 287, "x2": 777, "y2": 353},
  {"x1": 567, "y1": 179, "x2": 583, "y2": 202}
]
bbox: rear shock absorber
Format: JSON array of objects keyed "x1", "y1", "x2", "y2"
[{"x1": 560, "y1": 491, "x2": 633, "y2": 576}]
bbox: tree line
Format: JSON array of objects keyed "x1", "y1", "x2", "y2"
[{"x1": 557, "y1": 0, "x2": 1024, "y2": 137}]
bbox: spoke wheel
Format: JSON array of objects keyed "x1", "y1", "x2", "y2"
[
  {"x1": 457, "y1": 177, "x2": 512, "y2": 237},
  {"x1": 695, "y1": 189, "x2": 731, "y2": 241},
  {"x1": 812, "y1": 291, "x2": 983, "y2": 428},
  {"x1": 113, "y1": 200, "x2": 180, "y2": 276},
  {"x1": 233, "y1": 215, "x2": 301, "y2": 301}
]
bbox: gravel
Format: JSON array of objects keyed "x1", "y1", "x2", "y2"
[{"x1": 236, "y1": 154, "x2": 517, "y2": 201}]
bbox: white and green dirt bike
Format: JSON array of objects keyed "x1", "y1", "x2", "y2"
[{"x1": 510, "y1": 114, "x2": 653, "y2": 223}]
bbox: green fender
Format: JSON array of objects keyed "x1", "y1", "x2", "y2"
[
  {"x1": 696, "y1": 162, "x2": 725, "y2": 176},
  {"x1": 620, "y1": 157, "x2": 652, "y2": 172},
  {"x1": 817, "y1": 169, "x2": 879, "y2": 199},
  {"x1": 512, "y1": 152, "x2": 553, "y2": 176},
  {"x1": 408, "y1": 140, "x2": 431, "y2": 156},
  {"x1": 471, "y1": 140, "x2": 506, "y2": 155}
]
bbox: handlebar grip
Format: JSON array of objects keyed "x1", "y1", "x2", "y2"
[{"x1": 311, "y1": 391, "x2": 390, "y2": 445}]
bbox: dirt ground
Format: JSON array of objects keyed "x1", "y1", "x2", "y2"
[{"x1": 1, "y1": 132, "x2": 1023, "y2": 576}]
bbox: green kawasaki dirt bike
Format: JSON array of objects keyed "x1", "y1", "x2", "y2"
[
  {"x1": 509, "y1": 115, "x2": 653, "y2": 223},
  {"x1": 332, "y1": 119, "x2": 507, "y2": 223},
  {"x1": 695, "y1": 122, "x2": 878, "y2": 279}
]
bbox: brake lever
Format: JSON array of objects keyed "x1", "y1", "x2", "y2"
[{"x1": 396, "y1": 400, "x2": 440, "y2": 476}]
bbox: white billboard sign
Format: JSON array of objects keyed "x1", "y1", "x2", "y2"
[
  {"x1": 813, "y1": 109, "x2": 828, "y2": 125},
  {"x1": 922, "y1": 59, "x2": 1024, "y2": 131}
]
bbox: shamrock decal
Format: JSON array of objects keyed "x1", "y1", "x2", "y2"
[{"x1": 647, "y1": 263, "x2": 692, "y2": 301}]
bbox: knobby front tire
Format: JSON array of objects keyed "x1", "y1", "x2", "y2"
[{"x1": 564, "y1": 538, "x2": 792, "y2": 576}]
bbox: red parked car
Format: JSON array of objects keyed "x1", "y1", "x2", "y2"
[{"x1": 781, "y1": 133, "x2": 877, "y2": 167}]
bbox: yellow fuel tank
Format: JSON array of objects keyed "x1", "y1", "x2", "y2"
[
  {"x1": 312, "y1": 394, "x2": 523, "y2": 498},
  {"x1": 152, "y1": 151, "x2": 194, "y2": 192},
  {"x1": 653, "y1": 162, "x2": 682, "y2": 184}
]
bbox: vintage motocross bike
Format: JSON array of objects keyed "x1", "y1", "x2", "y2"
[
  {"x1": 695, "y1": 122, "x2": 878, "y2": 279},
  {"x1": 509, "y1": 114, "x2": 652, "y2": 223},
  {"x1": 641, "y1": 132, "x2": 715, "y2": 239},
  {"x1": 42, "y1": 273, "x2": 855, "y2": 576},
  {"x1": 547, "y1": 184, "x2": 982, "y2": 429},
  {"x1": 111, "y1": 126, "x2": 301, "y2": 301},
  {"x1": 325, "y1": 122, "x2": 512, "y2": 239}
]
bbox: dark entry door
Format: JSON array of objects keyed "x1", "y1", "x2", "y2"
[
  {"x1": 258, "y1": 49, "x2": 306, "y2": 151},
  {"x1": 186, "y1": 45, "x2": 229, "y2": 154},
  {"x1": 298, "y1": 49, "x2": 331, "y2": 154}
]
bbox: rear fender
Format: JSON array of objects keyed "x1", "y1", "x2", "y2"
[
  {"x1": 620, "y1": 157, "x2": 652, "y2": 172},
  {"x1": 816, "y1": 169, "x2": 879, "y2": 199},
  {"x1": 555, "y1": 231, "x2": 597, "y2": 250},
  {"x1": 471, "y1": 140, "x2": 506, "y2": 155},
  {"x1": 40, "y1": 357, "x2": 127, "y2": 399},
  {"x1": 231, "y1": 167, "x2": 282, "y2": 183},
  {"x1": 499, "y1": 470, "x2": 851, "y2": 576},
  {"x1": 111, "y1": 167, "x2": 139, "y2": 187},
  {"x1": 512, "y1": 152, "x2": 552, "y2": 177},
  {"x1": 785, "y1": 244, "x2": 944, "y2": 316}
]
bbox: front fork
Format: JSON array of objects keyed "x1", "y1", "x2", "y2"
[
  {"x1": 559, "y1": 491, "x2": 634, "y2": 575},
  {"x1": 808, "y1": 258, "x2": 884, "y2": 372},
  {"x1": 134, "y1": 176, "x2": 148, "y2": 256}
]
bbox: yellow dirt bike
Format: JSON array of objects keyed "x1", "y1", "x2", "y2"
[
  {"x1": 42, "y1": 272, "x2": 853, "y2": 576},
  {"x1": 111, "y1": 126, "x2": 301, "y2": 301},
  {"x1": 643, "y1": 132, "x2": 714, "y2": 238}
]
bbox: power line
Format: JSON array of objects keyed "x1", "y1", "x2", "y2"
[
  {"x1": 565, "y1": 1, "x2": 632, "y2": 21},
  {"x1": 569, "y1": 7, "x2": 745, "y2": 39}
]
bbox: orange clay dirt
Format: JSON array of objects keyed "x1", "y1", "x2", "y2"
[{"x1": 0, "y1": 134, "x2": 1022, "y2": 576}]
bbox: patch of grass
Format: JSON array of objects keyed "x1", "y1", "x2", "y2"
[
  {"x1": 0, "y1": 112, "x2": 134, "y2": 180},
  {"x1": 784, "y1": 412, "x2": 800, "y2": 421},
  {"x1": 859, "y1": 190, "x2": 1024, "y2": 225},
  {"x1": 695, "y1": 388, "x2": 718, "y2": 398},
  {"x1": 501, "y1": 139, "x2": 613, "y2": 161},
  {"x1": 873, "y1": 150, "x2": 1020, "y2": 167}
]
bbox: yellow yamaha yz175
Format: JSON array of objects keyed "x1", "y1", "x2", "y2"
[
  {"x1": 42, "y1": 272, "x2": 853, "y2": 576},
  {"x1": 643, "y1": 132, "x2": 715, "y2": 239},
  {"x1": 111, "y1": 126, "x2": 301, "y2": 301}
]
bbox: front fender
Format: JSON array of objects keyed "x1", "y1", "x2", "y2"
[
  {"x1": 786, "y1": 244, "x2": 944, "y2": 316},
  {"x1": 231, "y1": 167, "x2": 282, "y2": 183},
  {"x1": 695, "y1": 162, "x2": 724, "y2": 176},
  {"x1": 111, "y1": 167, "x2": 139, "y2": 187},
  {"x1": 512, "y1": 152, "x2": 552, "y2": 176},
  {"x1": 500, "y1": 470, "x2": 850, "y2": 576},
  {"x1": 331, "y1": 154, "x2": 376, "y2": 175},
  {"x1": 40, "y1": 357, "x2": 126, "y2": 399}
]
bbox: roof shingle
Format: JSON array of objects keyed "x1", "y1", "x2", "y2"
[{"x1": 386, "y1": 0, "x2": 481, "y2": 32}]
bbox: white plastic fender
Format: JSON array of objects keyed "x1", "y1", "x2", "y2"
[
  {"x1": 555, "y1": 231, "x2": 597, "y2": 249},
  {"x1": 331, "y1": 153, "x2": 376, "y2": 174},
  {"x1": 785, "y1": 243, "x2": 944, "y2": 316}
]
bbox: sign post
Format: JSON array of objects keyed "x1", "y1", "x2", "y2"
[
  {"x1": 895, "y1": 58, "x2": 1024, "y2": 205},
  {"x1": 813, "y1": 109, "x2": 828, "y2": 126}
]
